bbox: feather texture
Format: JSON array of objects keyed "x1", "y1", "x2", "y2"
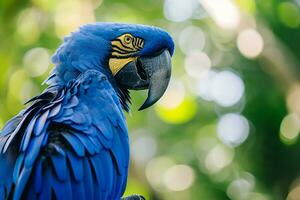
[{"x1": 0, "y1": 70, "x2": 129, "y2": 200}]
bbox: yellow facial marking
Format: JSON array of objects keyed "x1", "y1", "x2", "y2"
[
  {"x1": 109, "y1": 57, "x2": 137, "y2": 76},
  {"x1": 109, "y1": 33, "x2": 144, "y2": 75}
]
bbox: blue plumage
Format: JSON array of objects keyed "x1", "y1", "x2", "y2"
[{"x1": 0, "y1": 22, "x2": 174, "y2": 200}]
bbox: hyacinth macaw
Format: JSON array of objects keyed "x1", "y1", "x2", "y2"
[{"x1": 0, "y1": 23, "x2": 174, "y2": 200}]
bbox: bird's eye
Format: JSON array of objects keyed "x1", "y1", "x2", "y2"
[{"x1": 124, "y1": 35, "x2": 132, "y2": 44}]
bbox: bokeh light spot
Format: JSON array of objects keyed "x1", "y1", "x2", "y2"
[
  {"x1": 212, "y1": 70, "x2": 245, "y2": 107},
  {"x1": 280, "y1": 113, "x2": 300, "y2": 145},
  {"x1": 156, "y1": 97, "x2": 197, "y2": 124},
  {"x1": 163, "y1": 165, "x2": 195, "y2": 191},
  {"x1": 23, "y1": 48, "x2": 50, "y2": 77},
  {"x1": 204, "y1": 145, "x2": 234, "y2": 174},
  {"x1": 54, "y1": 0, "x2": 95, "y2": 38},
  {"x1": 6, "y1": 69, "x2": 30, "y2": 113},
  {"x1": 227, "y1": 177, "x2": 254, "y2": 200},
  {"x1": 237, "y1": 29, "x2": 264, "y2": 58},
  {"x1": 179, "y1": 26, "x2": 206, "y2": 55},
  {"x1": 157, "y1": 80, "x2": 185, "y2": 109},
  {"x1": 131, "y1": 134, "x2": 157, "y2": 166},
  {"x1": 146, "y1": 157, "x2": 175, "y2": 191},
  {"x1": 200, "y1": 0, "x2": 240, "y2": 29},
  {"x1": 8, "y1": 69, "x2": 29, "y2": 101},
  {"x1": 184, "y1": 50, "x2": 211, "y2": 79},
  {"x1": 20, "y1": 80, "x2": 40, "y2": 103},
  {"x1": 16, "y1": 8, "x2": 42, "y2": 45},
  {"x1": 217, "y1": 113, "x2": 250, "y2": 147},
  {"x1": 278, "y1": 2, "x2": 300, "y2": 28},
  {"x1": 164, "y1": 0, "x2": 195, "y2": 22},
  {"x1": 193, "y1": 70, "x2": 217, "y2": 101}
]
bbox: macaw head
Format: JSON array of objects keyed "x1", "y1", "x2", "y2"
[{"x1": 50, "y1": 22, "x2": 174, "y2": 111}]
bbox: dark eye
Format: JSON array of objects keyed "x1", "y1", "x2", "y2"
[{"x1": 124, "y1": 35, "x2": 132, "y2": 44}]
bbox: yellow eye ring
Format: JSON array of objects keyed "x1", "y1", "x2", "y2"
[{"x1": 124, "y1": 35, "x2": 132, "y2": 44}]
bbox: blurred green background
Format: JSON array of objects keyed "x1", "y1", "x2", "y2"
[{"x1": 1, "y1": 0, "x2": 300, "y2": 199}]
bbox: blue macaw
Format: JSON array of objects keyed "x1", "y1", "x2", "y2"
[{"x1": 0, "y1": 23, "x2": 174, "y2": 200}]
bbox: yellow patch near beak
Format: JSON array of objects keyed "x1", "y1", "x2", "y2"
[
  {"x1": 109, "y1": 33, "x2": 144, "y2": 76},
  {"x1": 109, "y1": 57, "x2": 137, "y2": 76}
]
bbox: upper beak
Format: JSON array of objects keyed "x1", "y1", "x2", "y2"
[{"x1": 115, "y1": 49, "x2": 172, "y2": 110}]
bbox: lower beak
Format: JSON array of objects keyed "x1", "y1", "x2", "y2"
[{"x1": 115, "y1": 49, "x2": 172, "y2": 110}]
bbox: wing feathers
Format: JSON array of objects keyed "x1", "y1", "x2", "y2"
[
  {"x1": 67, "y1": 150, "x2": 84, "y2": 182},
  {"x1": 63, "y1": 133, "x2": 85, "y2": 157},
  {"x1": 51, "y1": 153, "x2": 68, "y2": 181},
  {"x1": 0, "y1": 70, "x2": 129, "y2": 200}
]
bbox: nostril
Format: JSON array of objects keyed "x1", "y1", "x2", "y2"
[{"x1": 136, "y1": 58, "x2": 147, "y2": 80}]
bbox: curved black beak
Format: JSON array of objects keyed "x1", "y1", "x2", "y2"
[{"x1": 115, "y1": 49, "x2": 172, "y2": 110}]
